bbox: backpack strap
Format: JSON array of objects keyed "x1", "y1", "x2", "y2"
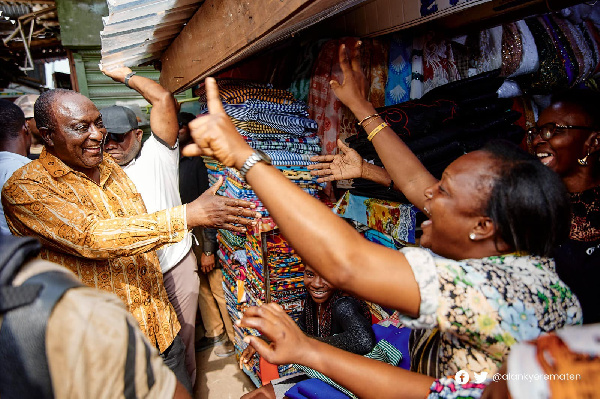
[{"x1": 0, "y1": 270, "x2": 84, "y2": 399}]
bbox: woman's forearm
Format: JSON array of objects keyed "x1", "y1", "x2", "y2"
[{"x1": 299, "y1": 338, "x2": 434, "y2": 399}]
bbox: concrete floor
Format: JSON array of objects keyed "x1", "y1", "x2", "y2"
[{"x1": 193, "y1": 342, "x2": 256, "y2": 399}]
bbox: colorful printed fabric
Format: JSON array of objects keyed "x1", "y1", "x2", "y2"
[
  {"x1": 422, "y1": 33, "x2": 461, "y2": 95},
  {"x1": 334, "y1": 191, "x2": 419, "y2": 244},
  {"x1": 197, "y1": 82, "x2": 296, "y2": 105},
  {"x1": 308, "y1": 39, "x2": 345, "y2": 155},
  {"x1": 520, "y1": 17, "x2": 569, "y2": 93},
  {"x1": 203, "y1": 103, "x2": 317, "y2": 135},
  {"x1": 289, "y1": 40, "x2": 328, "y2": 102},
  {"x1": 386, "y1": 34, "x2": 413, "y2": 105},
  {"x1": 426, "y1": 378, "x2": 487, "y2": 399},
  {"x1": 569, "y1": 185, "x2": 600, "y2": 242},
  {"x1": 510, "y1": 20, "x2": 539, "y2": 77},
  {"x1": 476, "y1": 26, "x2": 503, "y2": 74},
  {"x1": 400, "y1": 247, "x2": 583, "y2": 378},
  {"x1": 501, "y1": 23, "x2": 523, "y2": 77}
]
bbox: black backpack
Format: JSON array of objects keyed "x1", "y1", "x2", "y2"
[{"x1": 0, "y1": 235, "x2": 83, "y2": 398}]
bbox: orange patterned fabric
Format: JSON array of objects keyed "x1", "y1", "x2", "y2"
[{"x1": 1, "y1": 148, "x2": 183, "y2": 352}]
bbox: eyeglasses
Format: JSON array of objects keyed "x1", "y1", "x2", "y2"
[
  {"x1": 106, "y1": 132, "x2": 127, "y2": 143},
  {"x1": 527, "y1": 122, "x2": 596, "y2": 141}
]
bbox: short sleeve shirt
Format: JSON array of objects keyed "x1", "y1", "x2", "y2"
[{"x1": 399, "y1": 247, "x2": 582, "y2": 378}]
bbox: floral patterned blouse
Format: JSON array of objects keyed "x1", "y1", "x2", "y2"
[{"x1": 399, "y1": 247, "x2": 582, "y2": 378}]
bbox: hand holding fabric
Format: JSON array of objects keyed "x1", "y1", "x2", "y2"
[
  {"x1": 182, "y1": 77, "x2": 254, "y2": 169},
  {"x1": 186, "y1": 176, "x2": 260, "y2": 233},
  {"x1": 238, "y1": 303, "x2": 313, "y2": 366},
  {"x1": 308, "y1": 139, "x2": 364, "y2": 182}
]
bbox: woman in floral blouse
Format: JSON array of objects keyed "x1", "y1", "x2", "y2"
[{"x1": 184, "y1": 43, "x2": 582, "y2": 399}]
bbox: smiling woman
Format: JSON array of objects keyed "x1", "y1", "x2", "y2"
[{"x1": 531, "y1": 89, "x2": 600, "y2": 324}]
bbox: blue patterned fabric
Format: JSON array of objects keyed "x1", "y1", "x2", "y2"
[
  {"x1": 385, "y1": 34, "x2": 413, "y2": 105},
  {"x1": 200, "y1": 100, "x2": 317, "y2": 135}
]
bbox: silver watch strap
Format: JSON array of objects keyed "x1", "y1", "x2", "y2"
[{"x1": 239, "y1": 152, "x2": 262, "y2": 180}]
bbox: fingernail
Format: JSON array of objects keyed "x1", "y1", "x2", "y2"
[
  {"x1": 357, "y1": 40, "x2": 362, "y2": 47},
  {"x1": 243, "y1": 336, "x2": 251, "y2": 344},
  {"x1": 235, "y1": 319, "x2": 241, "y2": 326},
  {"x1": 238, "y1": 311, "x2": 243, "y2": 318}
]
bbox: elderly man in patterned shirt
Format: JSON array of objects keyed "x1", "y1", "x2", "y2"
[{"x1": 1, "y1": 88, "x2": 260, "y2": 393}]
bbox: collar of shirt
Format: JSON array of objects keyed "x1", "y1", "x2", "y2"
[{"x1": 39, "y1": 147, "x2": 114, "y2": 187}]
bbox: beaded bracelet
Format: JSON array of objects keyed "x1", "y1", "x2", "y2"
[
  {"x1": 357, "y1": 113, "x2": 380, "y2": 127},
  {"x1": 367, "y1": 122, "x2": 388, "y2": 141}
]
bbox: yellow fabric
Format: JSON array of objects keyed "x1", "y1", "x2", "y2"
[{"x1": 1, "y1": 148, "x2": 182, "y2": 352}]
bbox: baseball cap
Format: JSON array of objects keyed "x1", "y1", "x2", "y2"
[
  {"x1": 14, "y1": 94, "x2": 39, "y2": 118},
  {"x1": 100, "y1": 105, "x2": 139, "y2": 134}
]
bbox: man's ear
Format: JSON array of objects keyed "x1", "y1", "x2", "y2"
[
  {"x1": 39, "y1": 126, "x2": 54, "y2": 147},
  {"x1": 135, "y1": 128, "x2": 143, "y2": 142}
]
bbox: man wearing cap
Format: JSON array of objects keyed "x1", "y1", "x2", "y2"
[
  {"x1": 0, "y1": 100, "x2": 32, "y2": 236},
  {"x1": 14, "y1": 94, "x2": 43, "y2": 159},
  {"x1": 101, "y1": 66, "x2": 235, "y2": 385}
]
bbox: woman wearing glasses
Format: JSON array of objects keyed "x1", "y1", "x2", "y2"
[{"x1": 529, "y1": 90, "x2": 600, "y2": 324}]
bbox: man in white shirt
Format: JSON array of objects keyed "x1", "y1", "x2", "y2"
[
  {"x1": 100, "y1": 66, "x2": 256, "y2": 386},
  {"x1": 0, "y1": 100, "x2": 32, "y2": 235}
]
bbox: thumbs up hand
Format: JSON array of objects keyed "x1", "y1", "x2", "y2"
[{"x1": 182, "y1": 77, "x2": 253, "y2": 169}]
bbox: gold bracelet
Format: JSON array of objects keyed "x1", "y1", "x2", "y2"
[
  {"x1": 362, "y1": 116, "x2": 381, "y2": 129},
  {"x1": 357, "y1": 113, "x2": 380, "y2": 127},
  {"x1": 367, "y1": 122, "x2": 388, "y2": 141}
]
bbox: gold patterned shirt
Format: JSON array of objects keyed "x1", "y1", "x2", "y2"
[{"x1": 1, "y1": 148, "x2": 185, "y2": 352}]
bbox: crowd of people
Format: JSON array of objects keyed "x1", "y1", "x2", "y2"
[{"x1": 0, "y1": 40, "x2": 598, "y2": 399}]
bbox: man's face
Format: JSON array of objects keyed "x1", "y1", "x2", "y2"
[
  {"x1": 103, "y1": 129, "x2": 142, "y2": 166},
  {"x1": 44, "y1": 93, "x2": 106, "y2": 173}
]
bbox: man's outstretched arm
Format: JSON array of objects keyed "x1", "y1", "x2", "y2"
[{"x1": 102, "y1": 66, "x2": 179, "y2": 147}]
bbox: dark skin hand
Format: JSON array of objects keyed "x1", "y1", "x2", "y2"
[{"x1": 186, "y1": 176, "x2": 260, "y2": 233}]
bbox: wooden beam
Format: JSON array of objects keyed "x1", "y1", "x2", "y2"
[{"x1": 160, "y1": 0, "x2": 317, "y2": 93}]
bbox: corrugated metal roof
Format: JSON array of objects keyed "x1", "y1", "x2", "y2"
[{"x1": 100, "y1": 0, "x2": 204, "y2": 69}]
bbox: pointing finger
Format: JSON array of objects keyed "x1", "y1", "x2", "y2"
[{"x1": 205, "y1": 77, "x2": 226, "y2": 115}]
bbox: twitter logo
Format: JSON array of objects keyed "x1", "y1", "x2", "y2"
[{"x1": 473, "y1": 371, "x2": 488, "y2": 383}]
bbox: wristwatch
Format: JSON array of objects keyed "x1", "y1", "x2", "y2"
[
  {"x1": 239, "y1": 149, "x2": 272, "y2": 180},
  {"x1": 124, "y1": 71, "x2": 136, "y2": 88},
  {"x1": 203, "y1": 251, "x2": 213, "y2": 257}
]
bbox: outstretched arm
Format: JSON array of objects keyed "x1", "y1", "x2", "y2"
[
  {"x1": 330, "y1": 43, "x2": 438, "y2": 211},
  {"x1": 184, "y1": 78, "x2": 420, "y2": 316},
  {"x1": 102, "y1": 66, "x2": 179, "y2": 147},
  {"x1": 240, "y1": 303, "x2": 434, "y2": 399}
]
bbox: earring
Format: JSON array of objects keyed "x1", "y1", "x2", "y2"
[
  {"x1": 469, "y1": 233, "x2": 476, "y2": 240},
  {"x1": 578, "y1": 152, "x2": 590, "y2": 166}
]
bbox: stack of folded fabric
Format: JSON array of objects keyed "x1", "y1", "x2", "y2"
[{"x1": 198, "y1": 80, "x2": 324, "y2": 385}]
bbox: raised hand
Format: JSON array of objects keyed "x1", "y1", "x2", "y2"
[
  {"x1": 182, "y1": 77, "x2": 254, "y2": 168},
  {"x1": 100, "y1": 64, "x2": 134, "y2": 84},
  {"x1": 238, "y1": 303, "x2": 312, "y2": 366},
  {"x1": 329, "y1": 42, "x2": 372, "y2": 117},
  {"x1": 308, "y1": 139, "x2": 364, "y2": 182},
  {"x1": 185, "y1": 176, "x2": 260, "y2": 233}
]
